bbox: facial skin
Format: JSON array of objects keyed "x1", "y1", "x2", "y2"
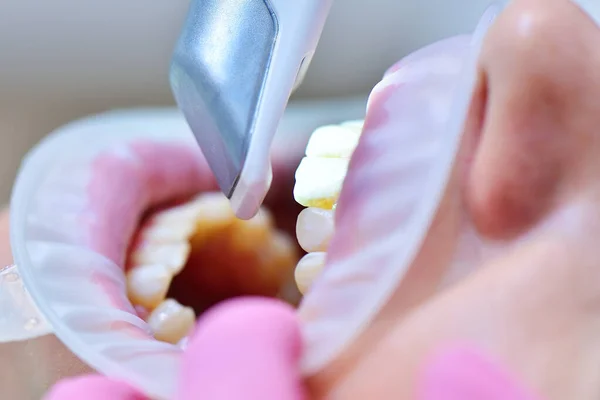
[{"x1": 306, "y1": 0, "x2": 600, "y2": 399}]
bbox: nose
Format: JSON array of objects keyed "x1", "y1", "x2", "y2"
[{"x1": 464, "y1": 0, "x2": 600, "y2": 239}]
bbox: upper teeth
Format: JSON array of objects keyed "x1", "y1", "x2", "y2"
[
  {"x1": 293, "y1": 119, "x2": 364, "y2": 294},
  {"x1": 293, "y1": 121, "x2": 363, "y2": 209}
]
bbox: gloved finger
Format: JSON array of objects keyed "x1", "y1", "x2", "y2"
[
  {"x1": 177, "y1": 297, "x2": 305, "y2": 400},
  {"x1": 418, "y1": 346, "x2": 542, "y2": 400},
  {"x1": 43, "y1": 375, "x2": 145, "y2": 400}
]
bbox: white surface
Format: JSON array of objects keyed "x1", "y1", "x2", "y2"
[{"x1": 230, "y1": 0, "x2": 334, "y2": 219}]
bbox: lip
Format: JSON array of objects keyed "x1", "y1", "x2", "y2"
[{"x1": 9, "y1": 101, "x2": 366, "y2": 398}]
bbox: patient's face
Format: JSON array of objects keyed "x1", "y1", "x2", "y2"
[{"x1": 309, "y1": 0, "x2": 600, "y2": 399}]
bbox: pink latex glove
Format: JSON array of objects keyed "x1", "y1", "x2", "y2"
[
  {"x1": 43, "y1": 297, "x2": 306, "y2": 400},
  {"x1": 45, "y1": 324, "x2": 542, "y2": 400},
  {"x1": 418, "y1": 347, "x2": 542, "y2": 400}
]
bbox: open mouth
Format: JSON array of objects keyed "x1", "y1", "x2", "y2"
[
  {"x1": 31, "y1": 115, "x2": 351, "y2": 349},
  {"x1": 90, "y1": 117, "x2": 362, "y2": 346},
  {"x1": 125, "y1": 192, "x2": 300, "y2": 345},
  {"x1": 110, "y1": 118, "x2": 364, "y2": 346}
]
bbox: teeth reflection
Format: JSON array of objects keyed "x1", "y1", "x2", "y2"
[
  {"x1": 296, "y1": 207, "x2": 335, "y2": 253},
  {"x1": 147, "y1": 298, "x2": 196, "y2": 345},
  {"x1": 295, "y1": 252, "x2": 327, "y2": 294},
  {"x1": 126, "y1": 264, "x2": 173, "y2": 310}
]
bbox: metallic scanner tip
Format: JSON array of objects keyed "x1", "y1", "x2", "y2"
[{"x1": 169, "y1": 0, "x2": 277, "y2": 211}]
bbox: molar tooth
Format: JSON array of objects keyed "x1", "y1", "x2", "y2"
[
  {"x1": 131, "y1": 242, "x2": 190, "y2": 275},
  {"x1": 147, "y1": 298, "x2": 196, "y2": 345},
  {"x1": 126, "y1": 264, "x2": 172, "y2": 310},
  {"x1": 296, "y1": 207, "x2": 335, "y2": 252},
  {"x1": 295, "y1": 252, "x2": 327, "y2": 294}
]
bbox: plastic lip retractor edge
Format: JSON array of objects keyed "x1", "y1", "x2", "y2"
[{"x1": 169, "y1": 0, "x2": 334, "y2": 220}]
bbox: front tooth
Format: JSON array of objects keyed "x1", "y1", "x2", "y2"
[
  {"x1": 295, "y1": 252, "x2": 327, "y2": 294},
  {"x1": 305, "y1": 125, "x2": 361, "y2": 158},
  {"x1": 294, "y1": 157, "x2": 349, "y2": 209},
  {"x1": 130, "y1": 242, "x2": 190, "y2": 275},
  {"x1": 147, "y1": 298, "x2": 196, "y2": 345},
  {"x1": 126, "y1": 264, "x2": 173, "y2": 310},
  {"x1": 296, "y1": 207, "x2": 335, "y2": 252}
]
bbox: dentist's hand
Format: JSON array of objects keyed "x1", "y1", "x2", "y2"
[{"x1": 44, "y1": 298, "x2": 305, "y2": 400}]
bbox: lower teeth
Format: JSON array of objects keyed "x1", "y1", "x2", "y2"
[{"x1": 126, "y1": 192, "x2": 299, "y2": 345}]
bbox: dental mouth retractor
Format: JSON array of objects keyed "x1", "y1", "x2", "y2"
[{"x1": 170, "y1": 0, "x2": 334, "y2": 219}]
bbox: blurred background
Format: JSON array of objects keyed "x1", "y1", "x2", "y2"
[{"x1": 0, "y1": 0, "x2": 493, "y2": 204}]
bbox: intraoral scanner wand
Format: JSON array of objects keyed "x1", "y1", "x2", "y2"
[{"x1": 170, "y1": 0, "x2": 334, "y2": 219}]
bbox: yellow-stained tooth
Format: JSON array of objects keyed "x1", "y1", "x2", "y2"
[
  {"x1": 294, "y1": 157, "x2": 349, "y2": 209},
  {"x1": 127, "y1": 264, "x2": 173, "y2": 310},
  {"x1": 147, "y1": 298, "x2": 196, "y2": 345}
]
